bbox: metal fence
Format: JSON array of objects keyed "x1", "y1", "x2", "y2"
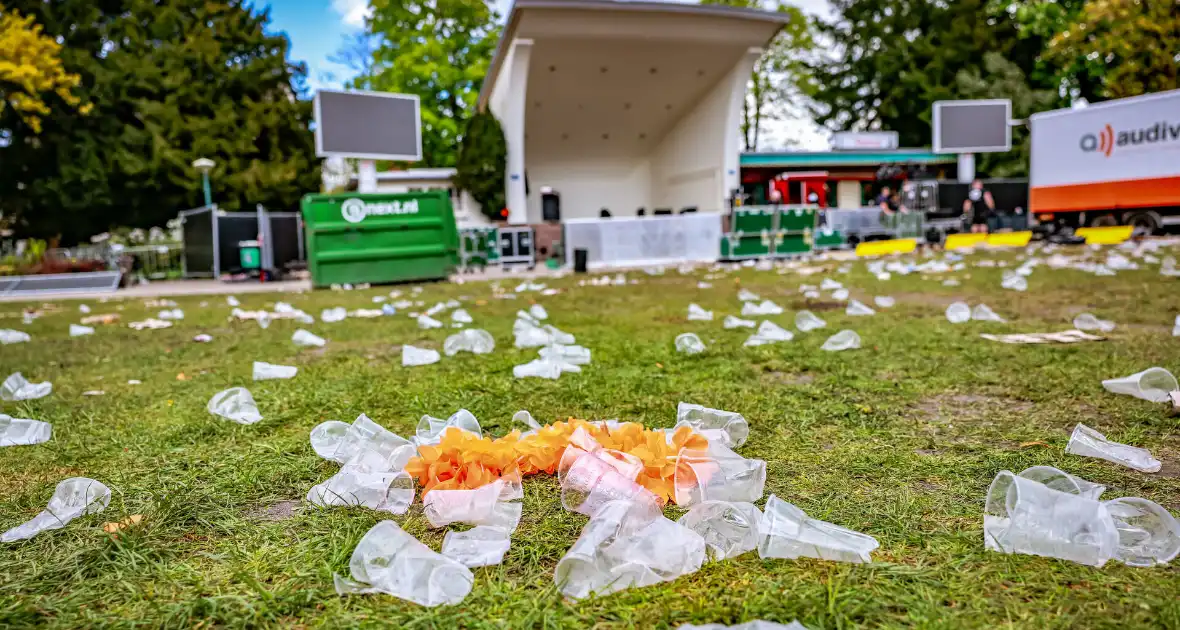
[{"x1": 180, "y1": 204, "x2": 305, "y2": 278}]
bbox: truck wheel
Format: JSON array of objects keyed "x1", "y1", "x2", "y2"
[
  {"x1": 1124, "y1": 211, "x2": 1161, "y2": 235},
  {"x1": 1089, "y1": 213, "x2": 1119, "y2": 228}
]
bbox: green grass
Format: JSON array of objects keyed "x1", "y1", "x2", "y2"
[{"x1": 2, "y1": 246, "x2": 1179, "y2": 629}]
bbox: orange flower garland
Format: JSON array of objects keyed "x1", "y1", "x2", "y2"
[{"x1": 405, "y1": 419, "x2": 708, "y2": 504}]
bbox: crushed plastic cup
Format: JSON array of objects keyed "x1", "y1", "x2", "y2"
[
  {"x1": 441, "y1": 525, "x2": 513, "y2": 567},
  {"x1": 983, "y1": 470, "x2": 1117, "y2": 567},
  {"x1": 677, "y1": 500, "x2": 762, "y2": 561},
  {"x1": 292, "y1": 329, "x2": 326, "y2": 347},
  {"x1": 514, "y1": 357, "x2": 580, "y2": 379},
  {"x1": 529, "y1": 304, "x2": 548, "y2": 320},
  {"x1": 1066, "y1": 423, "x2": 1162, "y2": 473},
  {"x1": 560, "y1": 449, "x2": 661, "y2": 518},
  {"x1": 1001, "y1": 272, "x2": 1028, "y2": 291},
  {"x1": 227, "y1": 296, "x2": 241, "y2": 307},
  {"x1": 69, "y1": 324, "x2": 94, "y2": 337},
  {"x1": 193, "y1": 334, "x2": 213, "y2": 343},
  {"x1": 737, "y1": 289, "x2": 760, "y2": 302},
  {"x1": 554, "y1": 500, "x2": 705, "y2": 599},
  {"x1": 417, "y1": 315, "x2": 443, "y2": 329},
  {"x1": 1073, "y1": 313, "x2": 1115, "y2": 332},
  {"x1": 334, "y1": 520, "x2": 474, "y2": 606},
  {"x1": 820, "y1": 278, "x2": 843, "y2": 291},
  {"x1": 1101, "y1": 367, "x2": 1179, "y2": 403},
  {"x1": 758, "y1": 494, "x2": 879, "y2": 564},
  {"x1": 821, "y1": 330, "x2": 860, "y2": 352},
  {"x1": 253, "y1": 361, "x2": 297, "y2": 381},
  {"x1": 78, "y1": 304, "x2": 91, "y2": 314},
  {"x1": 1018, "y1": 465, "x2": 1105, "y2": 500},
  {"x1": 512, "y1": 410, "x2": 542, "y2": 435},
  {"x1": 539, "y1": 344, "x2": 591, "y2": 365},
  {"x1": 794, "y1": 311, "x2": 826, "y2": 332},
  {"x1": 311, "y1": 413, "x2": 415, "y2": 467},
  {"x1": 831, "y1": 288, "x2": 850, "y2": 301},
  {"x1": 675, "y1": 402, "x2": 749, "y2": 448},
  {"x1": 207, "y1": 387, "x2": 262, "y2": 425},
  {"x1": 443, "y1": 329, "x2": 494, "y2": 356},
  {"x1": 874, "y1": 296, "x2": 895, "y2": 308},
  {"x1": 1, "y1": 373, "x2": 52, "y2": 401},
  {"x1": 403, "y1": 345, "x2": 440, "y2": 366},
  {"x1": 0, "y1": 415, "x2": 52, "y2": 447},
  {"x1": 741, "y1": 300, "x2": 783, "y2": 316},
  {"x1": 971, "y1": 304, "x2": 1006, "y2": 322},
  {"x1": 946, "y1": 302, "x2": 970, "y2": 323},
  {"x1": 158, "y1": 308, "x2": 184, "y2": 320},
  {"x1": 307, "y1": 451, "x2": 415, "y2": 514},
  {"x1": 845, "y1": 299, "x2": 874, "y2": 316},
  {"x1": 1105, "y1": 497, "x2": 1180, "y2": 567},
  {"x1": 423, "y1": 479, "x2": 523, "y2": 531},
  {"x1": 416, "y1": 409, "x2": 482, "y2": 446},
  {"x1": 321, "y1": 307, "x2": 347, "y2": 323},
  {"x1": 676, "y1": 333, "x2": 706, "y2": 354},
  {"x1": 687, "y1": 303, "x2": 714, "y2": 321},
  {"x1": 744, "y1": 321, "x2": 794, "y2": 346},
  {"x1": 381, "y1": 303, "x2": 397, "y2": 316},
  {"x1": 723, "y1": 315, "x2": 756, "y2": 329},
  {"x1": 1, "y1": 477, "x2": 112, "y2": 542},
  {"x1": 674, "y1": 443, "x2": 766, "y2": 507},
  {"x1": 0, "y1": 329, "x2": 31, "y2": 344},
  {"x1": 451, "y1": 309, "x2": 473, "y2": 324}
]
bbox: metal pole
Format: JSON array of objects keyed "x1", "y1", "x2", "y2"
[
  {"x1": 201, "y1": 172, "x2": 213, "y2": 206},
  {"x1": 211, "y1": 205, "x2": 221, "y2": 279}
]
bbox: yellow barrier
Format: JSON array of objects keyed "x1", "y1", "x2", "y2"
[
  {"x1": 855, "y1": 238, "x2": 918, "y2": 257},
  {"x1": 1076, "y1": 226, "x2": 1134, "y2": 245},
  {"x1": 944, "y1": 233, "x2": 988, "y2": 250},
  {"x1": 986, "y1": 231, "x2": 1033, "y2": 247}
]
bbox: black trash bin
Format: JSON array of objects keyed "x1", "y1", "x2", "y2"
[{"x1": 574, "y1": 248, "x2": 589, "y2": 273}]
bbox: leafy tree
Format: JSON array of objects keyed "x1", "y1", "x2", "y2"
[
  {"x1": 1047, "y1": 0, "x2": 1180, "y2": 99},
  {"x1": 0, "y1": 0, "x2": 320, "y2": 245},
  {"x1": 0, "y1": 5, "x2": 89, "y2": 134},
  {"x1": 702, "y1": 0, "x2": 816, "y2": 151},
  {"x1": 453, "y1": 110, "x2": 506, "y2": 221},
  {"x1": 988, "y1": 0, "x2": 1101, "y2": 104},
  {"x1": 357, "y1": 0, "x2": 501, "y2": 168},
  {"x1": 809, "y1": 0, "x2": 1029, "y2": 148},
  {"x1": 955, "y1": 52, "x2": 1056, "y2": 176}
]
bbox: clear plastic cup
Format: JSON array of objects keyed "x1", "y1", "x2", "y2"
[
  {"x1": 673, "y1": 444, "x2": 766, "y2": 507},
  {"x1": 758, "y1": 495, "x2": 878, "y2": 564}
]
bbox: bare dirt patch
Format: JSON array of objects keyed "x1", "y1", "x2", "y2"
[
  {"x1": 762, "y1": 371, "x2": 814, "y2": 386},
  {"x1": 914, "y1": 393, "x2": 1035, "y2": 424},
  {"x1": 249, "y1": 500, "x2": 300, "y2": 522}
]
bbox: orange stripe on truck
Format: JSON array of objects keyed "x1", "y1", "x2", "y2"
[{"x1": 1030, "y1": 175, "x2": 1180, "y2": 212}]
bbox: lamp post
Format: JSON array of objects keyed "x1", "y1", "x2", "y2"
[{"x1": 191, "y1": 158, "x2": 215, "y2": 206}]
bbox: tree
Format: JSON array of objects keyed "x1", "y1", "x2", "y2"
[
  {"x1": 989, "y1": 0, "x2": 1101, "y2": 105},
  {"x1": 702, "y1": 0, "x2": 816, "y2": 151},
  {"x1": 453, "y1": 111, "x2": 506, "y2": 221},
  {"x1": 0, "y1": 0, "x2": 321, "y2": 244},
  {"x1": 358, "y1": 0, "x2": 501, "y2": 168},
  {"x1": 1046, "y1": 0, "x2": 1180, "y2": 99},
  {"x1": 956, "y1": 52, "x2": 1056, "y2": 176},
  {"x1": 0, "y1": 5, "x2": 89, "y2": 133},
  {"x1": 809, "y1": 0, "x2": 1031, "y2": 148}
]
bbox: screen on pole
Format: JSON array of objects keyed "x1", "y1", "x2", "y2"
[
  {"x1": 314, "y1": 89, "x2": 422, "y2": 161},
  {"x1": 932, "y1": 99, "x2": 1011, "y2": 153}
]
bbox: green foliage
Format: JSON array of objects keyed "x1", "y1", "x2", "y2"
[
  {"x1": 0, "y1": 0, "x2": 321, "y2": 245},
  {"x1": 955, "y1": 52, "x2": 1056, "y2": 177},
  {"x1": 702, "y1": 0, "x2": 817, "y2": 151},
  {"x1": 453, "y1": 110, "x2": 507, "y2": 221},
  {"x1": 357, "y1": 0, "x2": 501, "y2": 168}
]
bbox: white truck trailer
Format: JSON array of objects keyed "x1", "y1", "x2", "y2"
[{"x1": 1029, "y1": 89, "x2": 1180, "y2": 233}]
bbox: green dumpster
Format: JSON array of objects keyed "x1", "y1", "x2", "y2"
[{"x1": 301, "y1": 191, "x2": 459, "y2": 287}]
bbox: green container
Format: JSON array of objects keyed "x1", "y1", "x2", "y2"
[
  {"x1": 238, "y1": 241, "x2": 261, "y2": 269},
  {"x1": 777, "y1": 206, "x2": 817, "y2": 232},
  {"x1": 301, "y1": 191, "x2": 459, "y2": 287},
  {"x1": 814, "y1": 228, "x2": 845, "y2": 249},
  {"x1": 732, "y1": 208, "x2": 776, "y2": 233},
  {"x1": 459, "y1": 227, "x2": 499, "y2": 268},
  {"x1": 773, "y1": 230, "x2": 812, "y2": 256},
  {"x1": 720, "y1": 232, "x2": 772, "y2": 259}
]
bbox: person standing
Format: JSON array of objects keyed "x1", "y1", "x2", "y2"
[{"x1": 963, "y1": 179, "x2": 995, "y2": 233}]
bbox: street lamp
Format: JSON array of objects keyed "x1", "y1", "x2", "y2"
[{"x1": 192, "y1": 157, "x2": 215, "y2": 206}]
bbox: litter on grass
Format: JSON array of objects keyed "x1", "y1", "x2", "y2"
[
  {"x1": 845, "y1": 299, "x2": 874, "y2": 316},
  {"x1": 443, "y1": 329, "x2": 495, "y2": 356},
  {"x1": 1101, "y1": 367, "x2": 1178, "y2": 403},
  {"x1": 980, "y1": 330, "x2": 1105, "y2": 344},
  {"x1": 1066, "y1": 423, "x2": 1161, "y2": 473},
  {"x1": 69, "y1": 324, "x2": 94, "y2": 337},
  {"x1": 741, "y1": 300, "x2": 783, "y2": 316},
  {"x1": 794, "y1": 311, "x2": 826, "y2": 332},
  {"x1": 723, "y1": 315, "x2": 756, "y2": 329},
  {"x1": 2, "y1": 478, "x2": 111, "y2": 542},
  {"x1": 292, "y1": 329, "x2": 326, "y2": 347},
  {"x1": 252, "y1": 361, "x2": 297, "y2": 381},
  {"x1": 743, "y1": 321, "x2": 794, "y2": 346},
  {"x1": 207, "y1": 387, "x2": 262, "y2": 424},
  {"x1": 1, "y1": 373, "x2": 52, "y2": 401},
  {"x1": 688, "y1": 303, "x2": 714, "y2": 321},
  {"x1": 0, "y1": 415, "x2": 51, "y2": 447},
  {"x1": 1073, "y1": 313, "x2": 1115, "y2": 332},
  {"x1": 821, "y1": 330, "x2": 861, "y2": 352},
  {"x1": 675, "y1": 402, "x2": 749, "y2": 448},
  {"x1": 334, "y1": 520, "x2": 474, "y2": 607},
  {"x1": 676, "y1": 333, "x2": 707, "y2": 354},
  {"x1": 758, "y1": 495, "x2": 878, "y2": 564},
  {"x1": 403, "y1": 345, "x2": 441, "y2": 367}
]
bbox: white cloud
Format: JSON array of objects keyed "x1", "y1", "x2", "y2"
[{"x1": 333, "y1": 0, "x2": 372, "y2": 28}]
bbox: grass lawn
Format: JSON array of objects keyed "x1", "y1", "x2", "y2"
[{"x1": 2, "y1": 245, "x2": 1179, "y2": 629}]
